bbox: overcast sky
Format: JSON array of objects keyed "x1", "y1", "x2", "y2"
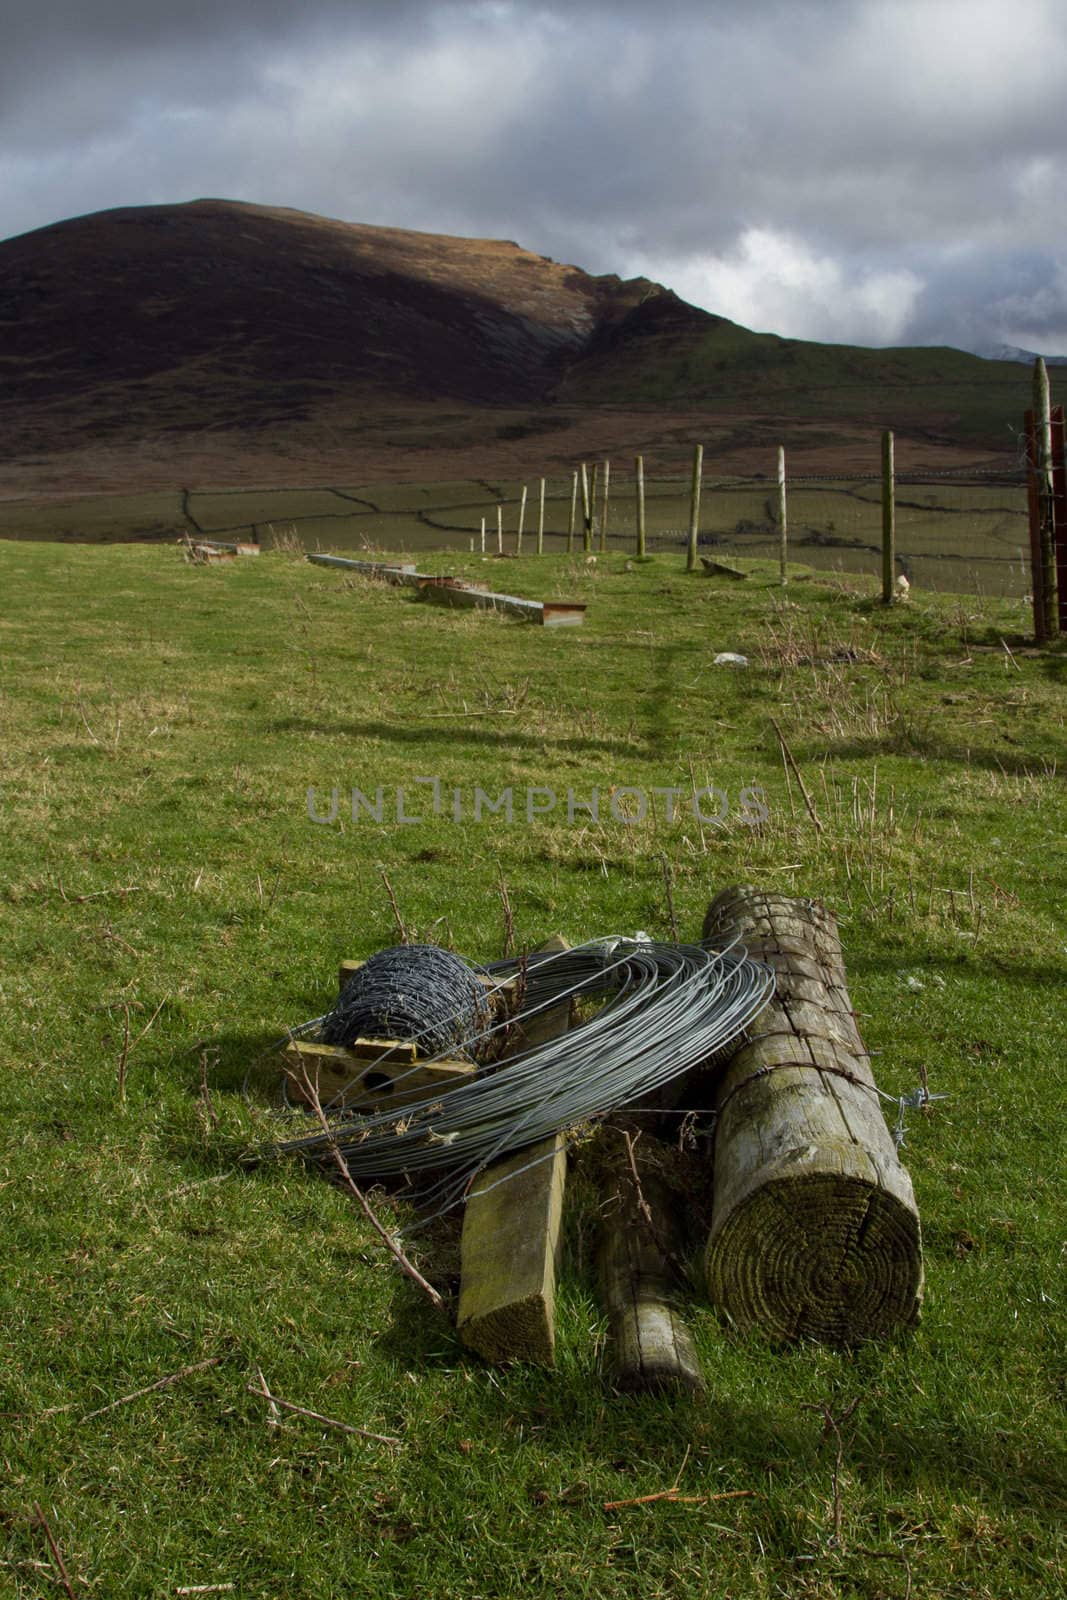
[{"x1": 3, "y1": 0, "x2": 1065, "y2": 354}]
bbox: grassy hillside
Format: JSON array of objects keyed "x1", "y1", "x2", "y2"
[
  {"x1": 557, "y1": 294, "x2": 1030, "y2": 448},
  {"x1": 1, "y1": 538, "x2": 1064, "y2": 1597}
]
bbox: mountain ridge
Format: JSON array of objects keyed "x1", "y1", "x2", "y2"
[{"x1": 0, "y1": 199, "x2": 1035, "y2": 491}]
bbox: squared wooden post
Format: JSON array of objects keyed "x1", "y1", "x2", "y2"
[
  {"x1": 686, "y1": 444, "x2": 703, "y2": 572},
  {"x1": 457, "y1": 936, "x2": 572, "y2": 1365},
  {"x1": 1051, "y1": 405, "x2": 1067, "y2": 633},
  {"x1": 881, "y1": 430, "x2": 895, "y2": 603},
  {"x1": 635, "y1": 454, "x2": 646, "y2": 558},
  {"x1": 778, "y1": 444, "x2": 788, "y2": 585},
  {"x1": 567, "y1": 470, "x2": 578, "y2": 553},
  {"x1": 599, "y1": 459, "x2": 610, "y2": 553}
]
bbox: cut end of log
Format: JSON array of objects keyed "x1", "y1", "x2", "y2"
[
  {"x1": 705, "y1": 1172, "x2": 923, "y2": 1346},
  {"x1": 458, "y1": 1294, "x2": 556, "y2": 1367}
]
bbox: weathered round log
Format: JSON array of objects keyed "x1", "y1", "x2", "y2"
[
  {"x1": 702, "y1": 886, "x2": 923, "y2": 1345},
  {"x1": 595, "y1": 1126, "x2": 706, "y2": 1394}
]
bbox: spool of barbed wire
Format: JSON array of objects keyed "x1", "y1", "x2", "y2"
[{"x1": 319, "y1": 944, "x2": 491, "y2": 1060}]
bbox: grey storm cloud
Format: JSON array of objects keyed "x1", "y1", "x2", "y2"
[{"x1": 2, "y1": 0, "x2": 1066, "y2": 353}]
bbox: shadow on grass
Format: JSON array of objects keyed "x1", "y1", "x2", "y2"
[
  {"x1": 785, "y1": 727, "x2": 1066, "y2": 777},
  {"x1": 269, "y1": 714, "x2": 637, "y2": 759}
]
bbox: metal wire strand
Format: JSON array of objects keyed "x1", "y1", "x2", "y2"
[{"x1": 270, "y1": 936, "x2": 773, "y2": 1218}]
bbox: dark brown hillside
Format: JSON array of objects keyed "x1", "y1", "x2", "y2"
[
  {"x1": 0, "y1": 199, "x2": 1030, "y2": 496},
  {"x1": 0, "y1": 199, "x2": 657, "y2": 421}
]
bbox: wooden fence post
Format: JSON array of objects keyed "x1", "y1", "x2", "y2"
[
  {"x1": 635, "y1": 455, "x2": 646, "y2": 558},
  {"x1": 778, "y1": 445, "x2": 787, "y2": 585},
  {"x1": 589, "y1": 464, "x2": 599, "y2": 549},
  {"x1": 568, "y1": 470, "x2": 578, "y2": 553},
  {"x1": 580, "y1": 463, "x2": 593, "y2": 552},
  {"x1": 686, "y1": 444, "x2": 703, "y2": 572},
  {"x1": 881, "y1": 430, "x2": 895, "y2": 603},
  {"x1": 1052, "y1": 404, "x2": 1067, "y2": 633},
  {"x1": 516, "y1": 483, "x2": 528, "y2": 556},
  {"x1": 496, "y1": 504, "x2": 503, "y2": 556},
  {"x1": 537, "y1": 477, "x2": 545, "y2": 555},
  {"x1": 1033, "y1": 358, "x2": 1059, "y2": 637},
  {"x1": 599, "y1": 459, "x2": 610, "y2": 553}
]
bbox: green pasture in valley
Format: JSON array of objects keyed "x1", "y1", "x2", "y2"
[
  {"x1": 0, "y1": 536, "x2": 1063, "y2": 1597},
  {"x1": 0, "y1": 468, "x2": 1034, "y2": 598}
]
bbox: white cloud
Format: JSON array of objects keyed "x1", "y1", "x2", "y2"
[{"x1": 624, "y1": 229, "x2": 923, "y2": 345}]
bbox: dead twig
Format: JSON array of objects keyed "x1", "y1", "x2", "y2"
[
  {"x1": 175, "y1": 1586, "x2": 236, "y2": 1596},
  {"x1": 117, "y1": 1003, "x2": 131, "y2": 1105},
  {"x1": 198, "y1": 1049, "x2": 220, "y2": 1130},
  {"x1": 245, "y1": 1381, "x2": 400, "y2": 1445},
  {"x1": 254, "y1": 1365, "x2": 282, "y2": 1429},
  {"x1": 57, "y1": 881, "x2": 141, "y2": 904},
  {"x1": 497, "y1": 866, "x2": 515, "y2": 958},
  {"x1": 293, "y1": 1066, "x2": 446, "y2": 1314},
  {"x1": 603, "y1": 1489, "x2": 755, "y2": 1510},
  {"x1": 32, "y1": 1503, "x2": 77, "y2": 1600},
  {"x1": 660, "y1": 853, "x2": 679, "y2": 942},
  {"x1": 81, "y1": 1356, "x2": 223, "y2": 1421},
  {"x1": 770, "y1": 716, "x2": 824, "y2": 832},
  {"x1": 380, "y1": 868, "x2": 408, "y2": 943},
  {"x1": 802, "y1": 1396, "x2": 860, "y2": 1544}
]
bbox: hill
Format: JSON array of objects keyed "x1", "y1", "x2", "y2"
[{"x1": 0, "y1": 199, "x2": 1034, "y2": 494}]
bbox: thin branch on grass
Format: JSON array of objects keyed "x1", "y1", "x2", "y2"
[
  {"x1": 292, "y1": 1065, "x2": 446, "y2": 1314},
  {"x1": 32, "y1": 1502, "x2": 77, "y2": 1600},
  {"x1": 802, "y1": 1396, "x2": 860, "y2": 1545},
  {"x1": 175, "y1": 1587, "x2": 236, "y2": 1596},
  {"x1": 497, "y1": 866, "x2": 515, "y2": 958},
  {"x1": 75, "y1": 701, "x2": 101, "y2": 746},
  {"x1": 660, "y1": 853, "x2": 679, "y2": 942},
  {"x1": 80, "y1": 1356, "x2": 224, "y2": 1421},
  {"x1": 254, "y1": 1366, "x2": 282, "y2": 1429},
  {"x1": 198, "y1": 1050, "x2": 220, "y2": 1130},
  {"x1": 380, "y1": 868, "x2": 408, "y2": 943},
  {"x1": 57, "y1": 881, "x2": 142, "y2": 904},
  {"x1": 603, "y1": 1489, "x2": 754, "y2": 1510},
  {"x1": 116, "y1": 1001, "x2": 131, "y2": 1105},
  {"x1": 770, "y1": 717, "x2": 824, "y2": 832},
  {"x1": 246, "y1": 1381, "x2": 400, "y2": 1445}
]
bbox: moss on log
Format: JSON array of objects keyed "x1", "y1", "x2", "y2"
[{"x1": 702, "y1": 886, "x2": 923, "y2": 1345}]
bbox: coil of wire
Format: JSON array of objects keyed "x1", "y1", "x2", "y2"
[{"x1": 276, "y1": 935, "x2": 773, "y2": 1218}]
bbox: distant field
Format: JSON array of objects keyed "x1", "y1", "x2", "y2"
[{"x1": 0, "y1": 471, "x2": 1032, "y2": 596}]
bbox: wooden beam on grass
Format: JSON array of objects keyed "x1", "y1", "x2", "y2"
[{"x1": 458, "y1": 935, "x2": 572, "y2": 1365}]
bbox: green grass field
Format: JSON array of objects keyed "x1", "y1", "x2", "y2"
[{"x1": 0, "y1": 537, "x2": 1064, "y2": 1598}]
